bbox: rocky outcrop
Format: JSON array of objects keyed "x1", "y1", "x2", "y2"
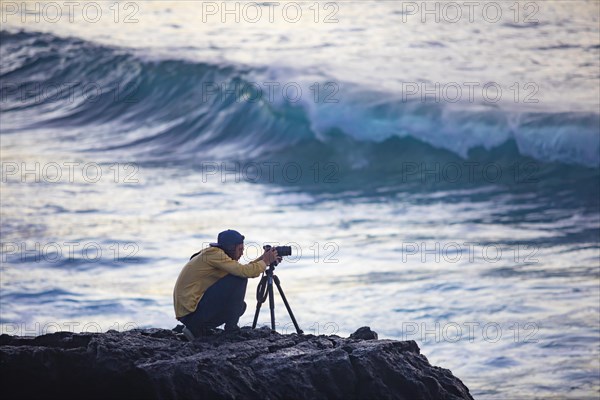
[{"x1": 0, "y1": 326, "x2": 472, "y2": 400}]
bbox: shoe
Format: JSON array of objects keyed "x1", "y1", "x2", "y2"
[
  {"x1": 182, "y1": 327, "x2": 195, "y2": 341},
  {"x1": 223, "y1": 327, "x2": 241, "y2": 336},
  {"x1": 224, "y1": 324, "x2": 241, "y2": 333},
  {"x1": 198, "y1": 327, "x2": 216, "y2": 337},
  {"x1": 172, "y1": 324, "x2": 185, "y2": 333}
]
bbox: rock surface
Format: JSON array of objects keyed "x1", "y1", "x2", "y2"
[{"x1": 0, "y1": 326, "x2": 473, "y2": 400}]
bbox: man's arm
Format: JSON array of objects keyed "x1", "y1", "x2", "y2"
[
  {"x1": 252, "y1": 252, "x2": 281, "y2": 265},
  {"x1": 208, "y1": 251, "x2": 267, "y2": 278}
]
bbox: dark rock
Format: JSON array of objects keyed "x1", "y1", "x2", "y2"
[
  {"x1": 349, "y1": 326, "x2": 379, "y2": 340},
  {"x1": 0, "y1": 326, "x2": 473, "y2": 400}
]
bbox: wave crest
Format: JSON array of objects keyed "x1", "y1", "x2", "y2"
[{"x1": 1, "y1": 29, "x2": 598, "y2": 168}]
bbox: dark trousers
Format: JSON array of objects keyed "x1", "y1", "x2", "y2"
[{"x1": 179, "y1": 274, "x2": 248, "y2": 335}]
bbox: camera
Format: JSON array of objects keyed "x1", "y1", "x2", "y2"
[{"x1": 263, "y1": 245, "x2": 292, "y2": 257}]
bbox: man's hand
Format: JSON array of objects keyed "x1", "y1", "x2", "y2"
[{"x1": 262, "y1": 248, "x2": 278, "y2": 265}]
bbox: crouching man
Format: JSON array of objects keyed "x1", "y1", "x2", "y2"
[{"x1": 173, "y1": 229, "x2": 278, "y2": 340}]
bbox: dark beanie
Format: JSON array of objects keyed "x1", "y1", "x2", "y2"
[{"x1": 212, "y1": 229, "x2": 245, "y2": 247}]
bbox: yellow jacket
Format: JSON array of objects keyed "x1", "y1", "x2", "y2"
[{"x1": 173, "y1": 246, "x2": 267, "y2": 319}]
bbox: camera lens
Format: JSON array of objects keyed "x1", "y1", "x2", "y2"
[{"x1": 274, "y1": 246, "x2": 292, "y2": 257}]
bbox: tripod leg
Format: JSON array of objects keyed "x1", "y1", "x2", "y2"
[
  {"x1": 273, "y1": 275, "x2": 303, "y2": 334},
  {"x1": 252, "y1": 276, "x2": 267, "y2": 329},
  {"x1": 251, "y1": 301, "x2": 262, "y2": 329},
  {"x1": 268, "y1": 276, "x2": 276, "y2": 330}
]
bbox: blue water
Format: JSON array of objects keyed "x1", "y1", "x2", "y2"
[{"x1": 1, "y1": 2, "x2": 599, "y2": 399}]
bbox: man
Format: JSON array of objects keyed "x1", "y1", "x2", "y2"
[{"x1": 173, "y1": 229, "x2": 278, "y2": 340}]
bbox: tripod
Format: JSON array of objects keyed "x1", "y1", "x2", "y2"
[{"x1": 251, "y1": 260, "x2": 303, "y2": 334}]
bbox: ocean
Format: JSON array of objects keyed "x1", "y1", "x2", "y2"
[{"x1": 1, "y1": 1, "x2": 599, "y2": 399}]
